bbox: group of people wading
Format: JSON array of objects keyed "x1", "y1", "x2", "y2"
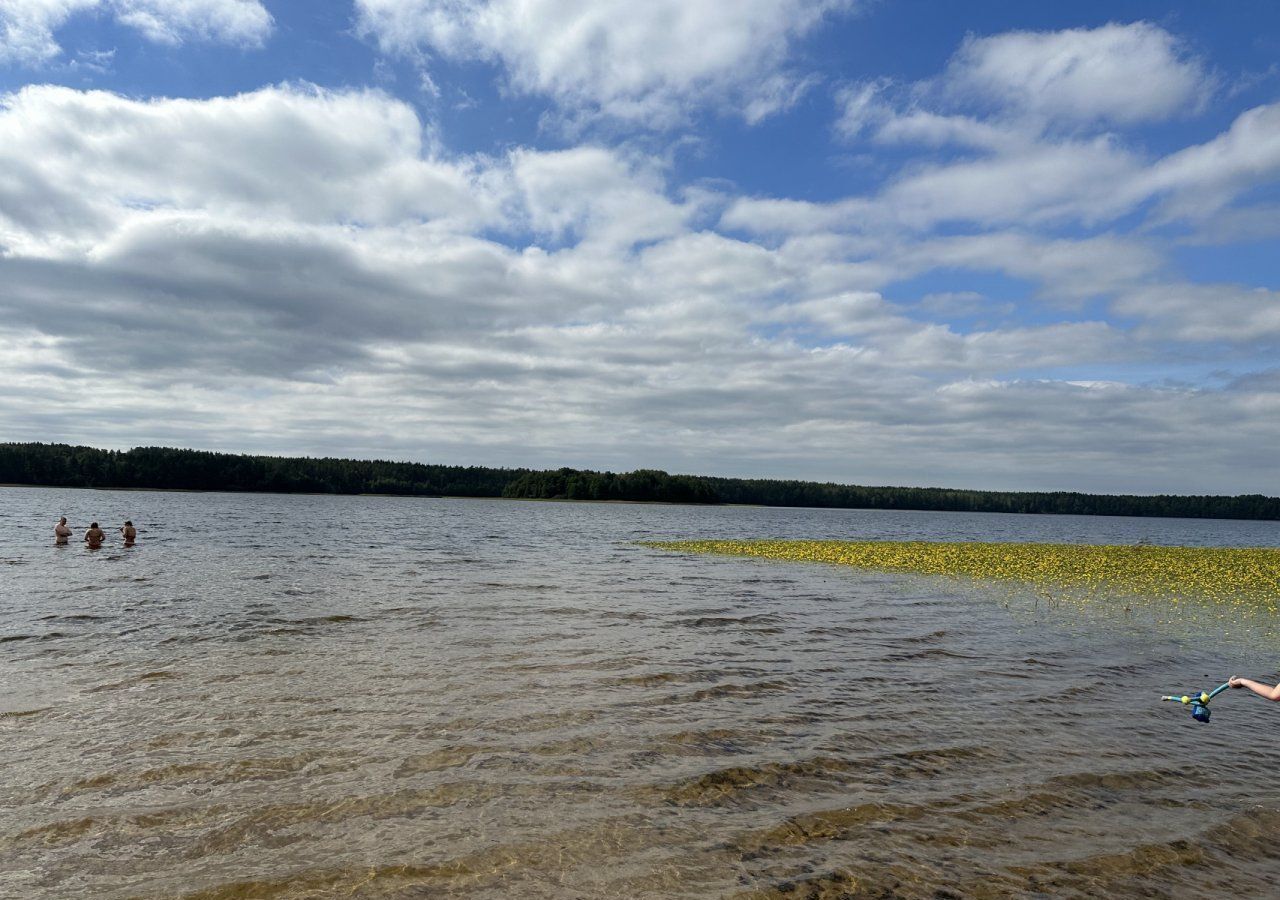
[{"x1": 55, "y1": 517, "x2": 136, "y2": 549}]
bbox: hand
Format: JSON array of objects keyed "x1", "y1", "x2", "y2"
[{"x1": 1229, "y1": 675, "x2": 1244, "y2": 688}]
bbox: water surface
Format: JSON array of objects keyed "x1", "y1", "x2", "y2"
[{"x1": 2, "y1": 488, "x2": 1279, "y2": 898}]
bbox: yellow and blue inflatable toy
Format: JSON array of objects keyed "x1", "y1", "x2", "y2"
[{"x1": 1161, "y1": 681, "x2": 1230, "y2": 723}]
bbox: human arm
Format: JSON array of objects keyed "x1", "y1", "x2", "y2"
[{"x1": 1229, "y1": 675, "x2": 1280, "y2": 701}]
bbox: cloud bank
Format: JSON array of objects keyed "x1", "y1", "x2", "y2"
[{"x1": 0, "y1": 16, "x2": 1277, "y2": 493}]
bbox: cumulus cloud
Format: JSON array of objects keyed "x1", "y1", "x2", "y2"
[
  {"x1": 813, "y1": 22, "x2": 1280, "y2": 251},
  {"x1": 1114, "y1": 284, "x2": 1280, "y2": 344},
  {"x1": 110, "y1": 0, "x2": 273, "y2": 46},
  {"x1": 508, "y1": 146, "x2": 693, "y2": 246},
  {"x1": 833, "y1": 21, "x2": 1211, "y2": 155},
  {"x1": 767, "y1": 25, "x2": 1278, "y2": 239},
  {"x1": 354, "y1": 0, "x2": 856, "y2": 126},
  {"x1": 0, "y1": 0, "x2": 98, "y2": 64},
  {"x1": 942, "y1": 21, "x2": 1211, "y2": 127},
  {"x1": 1141, "y1": 101, "x2": 1280, "y2": 221},
  {"x1": 0, "y1": 0, "x2": 271, "y2": 65},
  {"x1": 0, "y1": 84, "x2": 493, "y2": 253}
]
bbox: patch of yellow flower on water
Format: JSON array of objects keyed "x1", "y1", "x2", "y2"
[{"x1": 644, "y1": 540, "x2": 1280, "y2": 611}]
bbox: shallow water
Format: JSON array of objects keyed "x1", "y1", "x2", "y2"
[{"x1": 2, "y1": 487, "x2": 1280, "y2": 898}]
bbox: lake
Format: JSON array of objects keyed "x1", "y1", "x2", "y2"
[{"x1": 2, "y1": 486, "x2": 1279, "y2": 898}]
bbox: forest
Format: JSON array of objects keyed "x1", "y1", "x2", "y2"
[{"x1": 2, "y1": 442, "x2": 1277, "y2": 520}]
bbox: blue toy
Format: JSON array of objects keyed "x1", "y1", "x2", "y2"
[{"x1": 1161, "y1": 682, "x2": 1230, "y2": 723}]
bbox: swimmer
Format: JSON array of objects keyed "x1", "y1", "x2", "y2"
[
  {"x1": 1229, "y1": 675, "x2": 1280, "y2": 702},
  {"x1": 84, "y1": 522, "x2": 105, "y2": 549},
  {"x1": 54, "y1": 516, "x2": 72, "y2": 545},
  {"x1": 120, "y1": 520, "x2": 137, "y2": 546}
]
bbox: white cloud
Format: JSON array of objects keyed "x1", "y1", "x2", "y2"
[
  {"x1": 0, "y1": 0, "x2": 98, "y2": 64},
  {"x1": 871, "y1": 109, "x2": 1026, "y2": 151},
  {"x1": 508, "y1": 146, "x2": 692, "y2": 247},
  {"x1": 354, "y1": 0, "x2": 856, "y2": 126},
  {"x1": 834, "y1": 22, "x2": 1211, "y2": 154},
  {"x1": 1114, "y1": 284, "x2": 1280, "y2": 343},
  {"x1": 743, "y1": 99, "x2": 1280, "y2": 240},
  {"x1": 0, "y1": 84, "x2": 492, "y2": 253},
  {"x1": 818, "y1": 23, "x2": 1278, "y2": 242},
  {"x1": 111, "y1": 0, "x2": 273, "y2": 46},
  {"x1": 943, "y1": 21, "x2": 1211, "y2": 126},
  {"x1": 721, "y1": 134, "x2": 1146, "y2": 234},
  {"x1": 1140, "y1": 101, "x2": 1280, "y2": 221},
  {"x1": 878, "y1": 136, "x2": 1142, "y2": 229},
  {"x1": 833, "y1": 78, "x2": 891, "y2": 139},
  {"x1": 0, "y1": 0, "x2": 271, "y2": 64},
  {"x1": 906, "y1": 233, "x2": 1165, "y2": 301}
]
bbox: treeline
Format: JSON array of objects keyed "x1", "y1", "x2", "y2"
[
  {"x1": 502, "y1": 468, "x2": 718, "y2": 504},
  {"x1": 701, "y1": 477, "x2": 1280, "y2": 520},
  {"x1": 0, "y1": 443, "x2": 520, "y2": 497},
  {"x1": 1, "y1": 443, "x2": 1277, "y2": 520}
]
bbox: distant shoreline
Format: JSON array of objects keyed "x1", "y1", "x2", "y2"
[
  {"x1": 0, "y1": 481, "x2": 765, "y2": 508},
  {"x1": 5, "y1": 480, "x2": 1280, "y2": 523},
  {"x1": 3, "y1": 443, "x2": 1278, "y2": 521}
]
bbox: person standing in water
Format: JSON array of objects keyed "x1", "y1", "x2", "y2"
[
  {"x1": 54, "y1": 517, "x2": 73, "y2": 545},
  {"x1": 83, "y1": 522, "x2": 105, "y2": 549},
  {"x1": 1229, "y1": 675, "x2": 1280, "y2": 702},
  {"x1": 120, "y1": 520, "x2": 137, "y2": 546}
]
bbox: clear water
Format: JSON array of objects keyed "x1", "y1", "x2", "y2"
[{"x1": 2, "y1": 487, "x2": 1279, "y2": 898}]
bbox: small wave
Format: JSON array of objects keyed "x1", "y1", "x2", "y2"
[
  {"x1": 883, "y1": 648, "x2": 983, "y2": 662},
  {"x1": 678, "y1": 680, "x2": 794, "y2": 703},
  {"x1": 1027, "y1": 683, "x2": 1101, "y2": 704},
  {"x1": 0, "y1": 707, "x2": 50, "y2": 720},
  {"x1": 169, "y1": 815, "x2": 668, "y2": 899},
  {"x1": 264, "y1": 614, "x2": 366, "y2": 628},
  {"x1": 88, "y1": 671, "x2": 177, "y2": 692},
  {"x1": 652, "y1": 754, "x2": 861, "y2": 807},
  {"x1": 873, "y1": 744, "x2": 1003, "y2": 780},
  {"x1": 890, "y1": 628, "x2": 951, "y2": 644},
  {"x1": 674, "y1": 613, "x2": 786, "y2": 628},
  {"x1": 599, "y1": 669, "x2": 724, "y2": 688},
  {"x1": 804, "y1": 625, "x2": 880, "y2": 637},
  {"x1": 394, "y1": 746, "x2": 484, "y2": 776},
  {"x1": 653, "y1": 728, "x2": 762, "y2": 756},
  {"x1": 733, "y1": 798, "x2": 929, "y2": 852},
  {"x1": 597, "y1": 610, "x2": 650, "y2": 622},
  {"x1": 36, "y1": 751, "x2": 352, "y2": 800}
]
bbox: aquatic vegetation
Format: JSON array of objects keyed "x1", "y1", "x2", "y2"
[{"x1": 644, "y1": 540, "x2": 1280, "y2": 611}]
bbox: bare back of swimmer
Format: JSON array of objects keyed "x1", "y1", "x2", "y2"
[{"x1": 84, "y1": 522, "x2": 105, "y2": 548}]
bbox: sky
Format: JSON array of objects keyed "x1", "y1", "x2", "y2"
[{"x1": 0, "y1": 0, "x2": 1278, "y2": 494}]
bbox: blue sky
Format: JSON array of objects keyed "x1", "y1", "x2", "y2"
[{"x1": 1, "y1": 1, "x2": 1278, "y2": 493}]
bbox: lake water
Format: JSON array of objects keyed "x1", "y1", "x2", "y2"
[{"x1": 2, "y1": 486, "x2": 1280, "y2": 899}]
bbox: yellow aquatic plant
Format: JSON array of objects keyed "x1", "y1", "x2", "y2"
[{"x1": 644, "y1": 540, "x2": 1280, "y2": 611}]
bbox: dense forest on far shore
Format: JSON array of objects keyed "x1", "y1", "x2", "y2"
[{"x1": 2, "y1": 443, "x2": 1278, "y2": 520}]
